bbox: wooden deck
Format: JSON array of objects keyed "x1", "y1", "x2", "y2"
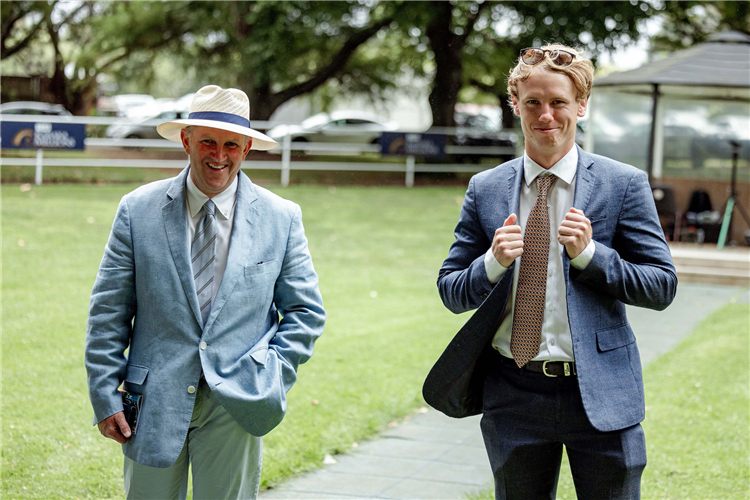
[{"x1": 669, "y1": 243, "x2": 750, "y2": 287}]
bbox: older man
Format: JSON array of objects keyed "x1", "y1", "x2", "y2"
[
  {"x1": 85, "y1": 85, "x2": 325, "y2": 499},
  {"x1": 425, "y1": 45, "x2": 676, "y2": 499}
]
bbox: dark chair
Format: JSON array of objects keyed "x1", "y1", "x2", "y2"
[
  {"x1": 687, "y1": 189, "x2": 712, "y2": 213},
  {"x1": 651, "y1": 184, "x2": 681, "y2": 242},
  {"x1": 684, "y1": 189, "x2": 722, "y2": 243}
]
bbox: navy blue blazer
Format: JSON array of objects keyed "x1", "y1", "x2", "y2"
[{"x1": 425, "y1": 146, "x2": 677, "y2": 432}]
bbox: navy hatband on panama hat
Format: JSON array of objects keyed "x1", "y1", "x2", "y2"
[{"x1": 157, "y1": 85, "x2": 278, "y2": 151}]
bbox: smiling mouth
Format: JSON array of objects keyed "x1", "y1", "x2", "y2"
[{"x1": 207, "y1": 162, "x2": 227, "y2": 170}]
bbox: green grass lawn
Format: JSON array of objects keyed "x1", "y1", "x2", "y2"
[
  {"x1": 1, "y1": 181, "x2": 471, "y2": 498},
  {"x1": 468, "y1": 299, "x2": 750, "y2": 500},
  {"x1": 2, "y1": 180, "x2": 748, "y2": 499}
]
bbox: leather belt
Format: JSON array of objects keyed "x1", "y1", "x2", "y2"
[
  {"x1": 526, "y1": 360, "x2": 577, "y2": 377},
  {"x1": 498, "y1": 352, "x2": 577, "y2": 377}
]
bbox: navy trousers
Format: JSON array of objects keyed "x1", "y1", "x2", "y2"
[{"x1": 480, "y1": 354, "x2": 646, "y2": 500}]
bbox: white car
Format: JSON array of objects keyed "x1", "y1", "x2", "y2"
[
  {"x1": 267, "y1": 111, "x2": 398, "y2": 145},
  {"x1": 105, "y1": 101, "x2": 190, "y2": 140},
  {"x1": 0, "y1": 101, "x2": 72, "y2": 116},
  {"x1": 111, "y1": 94, "x2": 156, "y2": 117}
]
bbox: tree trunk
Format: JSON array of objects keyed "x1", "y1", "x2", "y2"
[
  {"x1": 500, "y1": 94, "x2": 515, "y2": 130},
  {"x1": 248, "y1": 85, "x2": 278, "y2": 122},
  {"x1": 425, "y1": 2, "x2": 463, "y2": 128},
  {"x1": 45, "y1": 11, "x2": 69, "y2": 109}
]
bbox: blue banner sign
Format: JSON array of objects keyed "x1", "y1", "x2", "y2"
[
  {"x1": 1, "y1": 121, "x2": 86, "y2": 150},
  {"x1": 380, "y1": 132, "x2": 445, "y2": 158}
]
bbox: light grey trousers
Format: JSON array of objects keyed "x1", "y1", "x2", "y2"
[{"x1": 124, "y1": 378, "x2": 263, "y2": 500}]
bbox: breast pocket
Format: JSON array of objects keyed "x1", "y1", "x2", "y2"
[
  {"x1": 245, "y1": 259, "x2": 279, "y2": 277},
  {"x1": 243, "y1": 260, "x2": 281, "y2": 308}
]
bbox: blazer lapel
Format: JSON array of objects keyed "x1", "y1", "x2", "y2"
[
  {"x1": 573, "y1": 145, "x2": 596, "y2": 214},
  {"x1": 203, "y1": 171, "x2": 259, "y2": 332},
  {"x1": 163, "y1": 166, "x2": 203, "y2": 327},
  {"x1": 507, "y1": 158, "x2": 524, "y2": 216}
]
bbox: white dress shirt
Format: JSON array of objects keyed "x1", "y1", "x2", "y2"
[
  {"x1": 186, "y1": 173, "x2": 238, "y2": 302},
  {"x1": 484, "y1": 146, "x2": 595, "y2": 362}
]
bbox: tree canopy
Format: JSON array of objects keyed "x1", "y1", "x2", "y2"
[
  {"x1": 4, "y1": 1, "x2": 741, "y2": 124},
  {"x1": 651, "y1": 1, "x2": 749, "y2": 51},
  {"x1": 79, "y1": 1, "x2": 407, "y2": 119}
]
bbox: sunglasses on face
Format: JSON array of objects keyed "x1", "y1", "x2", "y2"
[{"x1": 520, "y1": 47, "x2": 576, "y2": 67}]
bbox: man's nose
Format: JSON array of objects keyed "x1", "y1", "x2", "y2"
[
  {"x1": 539, "y1": 104, "x2": 554, "y2": 121},
  {"x1": 212, "y1": 148, "x2": 228, "y2": 161}
]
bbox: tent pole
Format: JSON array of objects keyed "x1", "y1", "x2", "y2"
[{"x1": 646, "y1": 84, "x2": 660, "y2": 182}]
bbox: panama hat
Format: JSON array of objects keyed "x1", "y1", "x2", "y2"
[{"x1": 157, "y1": 85, "x2": 278, "y2": 151}]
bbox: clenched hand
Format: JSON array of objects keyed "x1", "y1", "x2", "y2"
[
  {"x1": 492, "y1": 214, "x2": 524, "y2": 268},
  {"x1": 97, "y1": 411, "x2": 131, "y2": 444},
  {"x1": 557, "y1": 208, "x2": 592, "y2": 258}
]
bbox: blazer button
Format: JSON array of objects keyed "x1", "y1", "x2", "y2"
[
  {"x1": 188, "y1": 385, "x2": 196, "y2": 394},
  {"x1": 200, "y1": 342, "x2": 207, "y2": 350}
]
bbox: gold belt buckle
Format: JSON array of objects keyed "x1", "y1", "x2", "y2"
[{"x1": 543, "y1": 361, "x2": 572, "y2": 377}]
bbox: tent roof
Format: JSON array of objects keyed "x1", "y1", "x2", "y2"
[{"x1": 595, "y1": 31, "x2": 750, "y2": 93}]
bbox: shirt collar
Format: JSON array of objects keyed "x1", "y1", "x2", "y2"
[
  {"x1": 523, "y1": 146, "x2": 578, "y2": 187},
  {"x1": 186, "y1": 170, "x2": 238, "y2": 220}
]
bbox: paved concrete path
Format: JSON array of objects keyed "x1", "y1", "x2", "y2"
[{"x1": 261, "y1": 284, "x2": 747, "y2": 500}]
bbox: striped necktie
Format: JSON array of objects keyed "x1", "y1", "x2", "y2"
[
  {"x1": 511, "y1": 174, "x2": 557, "y2": 367},
  {"x1": 192, "y1": 200, "x2": 217, "y2": 326}
]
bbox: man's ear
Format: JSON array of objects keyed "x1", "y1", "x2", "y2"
[
  {"x1": 180, "y1": 128, "x2": 191, "y2": 155},
  {"x1": 243, "y1": 138, "x2": 252, "y2": 157},
  {"x1": 511, "y1": 96, "x2": 520, "y2": 116},
  {"x1": 577, "y1": 97, "x2": 589, "y2": 118}
]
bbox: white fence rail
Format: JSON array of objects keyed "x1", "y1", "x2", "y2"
[{"x1": 0, "y1": 114, "x2": 517, "y2": 187}]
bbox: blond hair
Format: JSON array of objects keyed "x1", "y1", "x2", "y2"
[{"x1": 507, "y1": 44, "x2": 594, "y2": 103}]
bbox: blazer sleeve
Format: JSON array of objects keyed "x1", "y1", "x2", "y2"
[
  {"x1": 84, "y1": 197, "x2": 137, "y2": 424},
  {"x1": 437, "y1": 176, "x2": 496, "y2": 314},
  {"x1": 572, "y1": 169, "x2": 677, "y2": 310},
  {"x1": 268, "y1": 204, "x2": 326, "y2": 394}
]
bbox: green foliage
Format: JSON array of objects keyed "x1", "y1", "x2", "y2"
[
  {"x1": 355, "y1": 1, "x2": 660, "y2": 126},
  {"x1": 1, "y1": 1, "x2": 53, "y2": 60},
  {"x1": 81, "y1": 1, "x2": 405, "y2": 119},
  {"x1": 0, "y1": 182, "x2": 470, "y2": 497},
  {"x1": 460, "y1": 1, "x2": 656, "y2": 103},
  {"x1": 652, "y1": 1, "x2": 750, "y2": 52},
  {"x1": 7, "y1": 1, "x2": 740, "y2": 129}
]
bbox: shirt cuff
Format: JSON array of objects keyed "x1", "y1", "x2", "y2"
[
  {"x1": 484, "y1": 249, "x2": 508, "y2": 284},
  {"x1": 570, "y1": 240, "x2": 596, "y2": 270}
]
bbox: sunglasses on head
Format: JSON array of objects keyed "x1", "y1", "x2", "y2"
[{"x1": 520, "y1": 47, "x2": 576, "y2": 67}]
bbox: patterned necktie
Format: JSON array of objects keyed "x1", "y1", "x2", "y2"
[
  {"x1": 511, "y1": 174, "x2": 557, "y2": 367},
  {"x1": 191, "y1": 200, "x2": 217, "y2": 326}
]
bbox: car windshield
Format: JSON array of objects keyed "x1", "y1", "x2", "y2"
[
  {"x1": 456, "y1": 114, "x2": 501, "y2": 133},
  {"x1": 301, "y1": 114, "x2": 331, "y2": 130}
]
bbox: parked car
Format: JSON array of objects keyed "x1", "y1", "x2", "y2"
[
  {"x1": 111, "y1": 94, "x2": 156, "y2": 117},
  {"x1": 449, "y1": 112, "x2": 518, "y2": 163},
  {"x1": 106, "y1": 106, "x2": 189, "y2": 140},
  {"x1": 267, "y1": 111, "x2": 398, "y2": 146},
  {"x1": 0, "y1": 101, "x2": 72, "y2": 116},
  {"x1": 701, "y1": 114, "x2": 750, "y2": 163}
]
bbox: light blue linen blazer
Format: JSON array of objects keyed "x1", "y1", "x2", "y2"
[
  {"x1": 85, "y1": 167, "x2": 325, "y2": 467},
  {"x1": 435, "y1": 146, "x2": 677, "y2": 432}
]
